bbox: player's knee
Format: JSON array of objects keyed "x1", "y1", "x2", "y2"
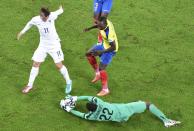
[
  {"x1": 99, "y1": 67, "x2": 106, "y2": 71},
  {"x1": 86, "y1": 52, "x2": 92, "y2": 57},
  {"x1": 55, "y1": 63, "x2": 63, "y2": 70},
  {"x1": 145, "y1": 102, "x2": 151, "y2": 110},
  {"x1": 99, "y1": 64, "x2": 107, "y2": 70},
  {"x1": 86, "y1": 52, "x2": 90, "y2": 56},
  {"x1": 99, "y1": 67, "x2": 103, "y2": 71},
  {"x1": 33, "y1": 61, "x2": 41, "y2": 67}
]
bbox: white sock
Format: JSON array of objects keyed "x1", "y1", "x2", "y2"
[
  {"x1": 27, "y1": 67, "x2": 39, "y2": 88},
  {"x1": 60, "y1": 65, "x2": 71, "y2": 84}
]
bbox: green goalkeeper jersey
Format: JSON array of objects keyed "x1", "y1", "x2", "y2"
[{"x1": 70, "y1": 96, "x2": 145, "y2": 122}]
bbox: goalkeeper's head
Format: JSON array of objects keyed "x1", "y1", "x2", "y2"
[{"x1": 86, "y1": 102, "x2": 97, "y2": 112}]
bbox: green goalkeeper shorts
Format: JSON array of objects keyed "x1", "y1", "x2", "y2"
[
  {"x1": 127, "y1": 101, "x2": 147, "y2": 114},
  {"x1": 114, "y1": 101, "x2": 147, "y2": 122}
]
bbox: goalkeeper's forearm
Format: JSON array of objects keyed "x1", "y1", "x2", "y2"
[
  {"x1": 70, "y1": 110, "x2": 85, "y2": 118},
  {"x1": 77, "y1": 96, "x2": 93, "y2": 101}
]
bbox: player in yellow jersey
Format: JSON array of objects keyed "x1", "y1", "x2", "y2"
[
  {"x1": 84, "y1": 17, "x2": 118, "y2": 96},
  {"x1": 93, "y1": 0, "x2": 113, "y2": 43}
]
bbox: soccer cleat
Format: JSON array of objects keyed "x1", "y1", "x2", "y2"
[
  {"x1": 164, "y1": 119, "x2": 181, "y2": 128},
  {"x1": 65, "y1": 80, "x2": 72, "y2": 94},
  {"x1": 97, "y1": 89, "x2": 110, "y2": 96},
  {"x1": 22, "y1": 86, "x2": 32, "y2": 94},
  {"x1": 91, "y1": 74, "x2": 101, "y2": 83}
]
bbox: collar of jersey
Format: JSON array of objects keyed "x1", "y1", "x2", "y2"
[{"x1": 101, "y1": 25, "x2": 109, "y2": 31}]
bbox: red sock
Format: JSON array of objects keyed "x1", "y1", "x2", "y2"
[
  {"x1": 87, "y1": 55, "x2": 99, "y2": 72},
  {"x1": 98, "y1": 32, "x2": 103, "y2": 43},
  {"x1": 100, "y1": 70, "x2": 108, "y2": 90}
]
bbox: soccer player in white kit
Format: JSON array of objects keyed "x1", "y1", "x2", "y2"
[{"x1": 17, "y1": 5, "x2": 72, "y2": 94}]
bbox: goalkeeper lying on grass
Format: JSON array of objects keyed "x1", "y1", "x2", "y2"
[{"x1": 60, "y1": 96, "x2": 181, "y2": 128}]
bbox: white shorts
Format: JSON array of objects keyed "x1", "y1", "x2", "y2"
[{"x1": 32, "y1": 46, "x2": 64, "y2": 63}]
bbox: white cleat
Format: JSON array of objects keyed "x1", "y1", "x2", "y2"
[
  {"x1": 65, "y1": 80, "x2": 72, "y2": 94},
  {"x1": 164, "y1": 119, "x2": 181, "y2": 128},
  {"x1": 22, "y1": 86, "x2": 32, "y2": 94}
]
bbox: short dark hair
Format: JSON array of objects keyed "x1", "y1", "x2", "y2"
[
  {"x1": 86, "y1": 102, "x2": 97, "y2": 112},
  {"x1": 99, "y1": 16, "x2": 107, "y2": 26},
  {"x1": 40, "y1": 7, "x2": 50, "y2": 17}
]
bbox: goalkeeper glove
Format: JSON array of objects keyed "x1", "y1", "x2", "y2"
[
  {"x1": 60, "y1": 99, "x2": 75, "y2": 112},
  {"x1": 65, "y1": 95, "x2": 78, "y2": 102}
]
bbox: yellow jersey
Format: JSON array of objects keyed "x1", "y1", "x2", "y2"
[{"x1": 100, "y1": 19, "x2": 118, "y2": 52}]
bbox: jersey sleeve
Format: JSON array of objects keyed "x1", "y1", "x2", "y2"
[
  {"x1": 84, "y1": 112, "x2": 96, "y2": 120},
  {"x1": 90, "y1": 97, "x2": 104, "y2": 104},
  {"x1": 77, "y1": 96, "x2": 102, "y2": 103},
  {"x1": 70, "y1": 110, "x2": 96, "y2": 121},
  {"x1": 51, "y1": 7, "x2": 64, "y2": 20},
  {"x1": 21, "y1": 18, "x2": 36, "y2": 34},
  {"x1": 77, "y1": 96, "x2": 93, "y2": 101},
  {"x1": 70, "y1": 110, "x2": 85, "y2": 118}
]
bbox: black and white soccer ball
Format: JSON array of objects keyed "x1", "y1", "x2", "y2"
[{"x1": 60, "y1": 98, "x2": 76, "y2": 112}]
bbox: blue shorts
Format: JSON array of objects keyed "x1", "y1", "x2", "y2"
[
  {"x1": 92, "y1": 44, "x2": 115, "y2": 65},
  {"x1": 94, "y1": 0, "x2": 113, "y2": 15}
]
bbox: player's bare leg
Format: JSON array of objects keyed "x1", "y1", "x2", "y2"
[
  {"x1": 22, "y1": 61, "x2": 41, "y2": 94},
  {"x1": 56, "y1": 62, "x2": 72, "y2": 94},
  {"x1": 86, "y1": 49, "x2": 100, "y2": 83},
  {"x1": 97, "y1": 63, "x2": 109, "y2": 96}
]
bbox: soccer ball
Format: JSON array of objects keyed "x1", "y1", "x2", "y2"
[{"x1": 60, "y1": 98, "x2": 76, "y2": 112}]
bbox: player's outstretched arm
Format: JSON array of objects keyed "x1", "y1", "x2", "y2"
[
  {"x1": 83, "y1": 25, "x2": 98, "y2": 32},
  {"x1": 17, "y1": 19, "x2": 34, "y2": 40},
  {"x1": 70, "y1": 110, "x2": 85, "y2": 118},
  {"x1": 17, "y1": 32, "x2": 23, "y2": 40},
  {"x1": 53, "y1": 5, "x2": 64, "y2": 16},
  {"x1": 77, "y1": 96, "x2": 94, "y2": 101},
  {"x1": 65, "y1": 96, "x2": 96, "y2": 103}
]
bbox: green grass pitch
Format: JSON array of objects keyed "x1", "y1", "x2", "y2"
[{"x1": 0, "y1": 0, "x2": 194, "y2": 130}]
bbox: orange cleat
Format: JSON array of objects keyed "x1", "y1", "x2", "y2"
[
  {"x1": 97, "y1": 89, "x2": 110, "y2": 96},
  {"x1": 22, "y1": 86, "x2": 32, "y2": 94}
]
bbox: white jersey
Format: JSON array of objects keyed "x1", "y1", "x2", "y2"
[{"x1": 21, "y1": 7, "x2": 64, "y2": 47}]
